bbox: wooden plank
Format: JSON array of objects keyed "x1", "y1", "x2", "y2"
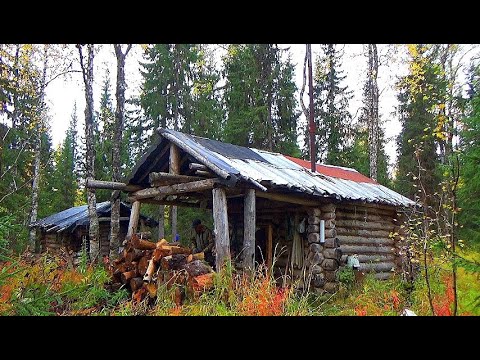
[
  {"x1": 256, "y1": 192, "x2": 320, "y2": 207},
  {"x1": 243, "y1": 189, "x2": 256, "y2": 271},
  {"x1": 149, "y1": 172, "x2": 202, "y2": 185},
  {"x1": 126, "y1": 201, "x2": 141, "y2": 239},
  {"x1": 85, "y1": 179, "x2": 142, "y2": 192},
  {"x1": 213, "y1": 187, "x2": 230, "y2": 270},
  {"x1": 267, "y1": 222, "x2": 273, "y2": 270},
  {"x1": 130, "y1": 178, "x2": 219, "y2": 201}
]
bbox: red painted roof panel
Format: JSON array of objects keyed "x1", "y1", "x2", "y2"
[{"x1": 283, "y1": 155, "x2": 378, "y2": 184}]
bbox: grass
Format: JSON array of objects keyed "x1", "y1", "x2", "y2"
[{"x1": 1, "y1": 247, "x2": 479, "y2": 316}]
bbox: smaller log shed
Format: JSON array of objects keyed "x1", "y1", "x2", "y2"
[
  {"x1": 88, "y1": 128, "x2": 415, "y2": 294},
  {"x1": 32, "y1": 201, "x2": 158, "y2": 261}
]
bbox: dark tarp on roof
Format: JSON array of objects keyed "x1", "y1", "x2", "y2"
[{"x1": 32, "y1": 201, "x2": 158, "y2": 233}]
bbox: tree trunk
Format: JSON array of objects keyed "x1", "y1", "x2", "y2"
[
  {"x1": 367, "y1": 44, "x2": 379, "y2": 181},
  {"x1": 110, "y1": 44, "x2": 132, "y2": 260},
  {"x1": 78, "y1": 44, "x2": 99, "y2": 262},
  {"x1": 29, "y1": 45, "x2": 48, "y2": 252}
]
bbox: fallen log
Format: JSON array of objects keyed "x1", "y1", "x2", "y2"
[{"x1": 131, "y1": 234, "x2": 156, "y2": 250}]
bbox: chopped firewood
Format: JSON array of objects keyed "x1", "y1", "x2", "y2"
[
  {"x1": 143, "y1": 259, "x2": 156, "y2": 282},
  {"x1": 132, "y1": 287, "x2": 147, "y2": 303},
  {"x1": 145, "y1": 282, "x2": 157, "y2": 298},
  {"x1": 189, "y1": 273, "x2": 215, "y2": 293},
  {"x1": 156, "y1": 239, "x2": 169, "y2": 248},
  {"x1": 129, "y1": 277, "x2": 144, "y2": 292},
  {"x1": 138, "y1": 256, "x2": 149, "y2": 275},
  {"x1": 131, "y1": 233, "x2": 156, "y2": 250},
  {"x1": 161, "y1": 254, "x2": 189, "y2": 271},
  {"x1": 183, "y1": 260, "x2": 213, "y2": 277},
  {"x1": 121, "y1": 270, "x2": 137, "y2": 284},
  {"x1": 125, "y1": 248, "x2": 144, "y2": 263}
]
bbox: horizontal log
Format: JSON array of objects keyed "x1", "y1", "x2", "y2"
[
  {"x1": 324, "y1": 270, "x2": 337, "y2": 282},
  {"x1": 324, "y1": 229, "x2": 337, "y2": 238},
  {"x1": 306, "y1": 208, "x2": 321, "y2": 217},
  {"x1": 308, "y1": 216, "x2": 320, "y2": 225},
  {"x1": 323, "y1": 248, "x2": 342, "y2": 261},
  {"x1": 339, "y1": 245, "x2": 395, "y2": 255},
  {"x1": 320, "y1": 204, "x2": 336, "y2": 212},
  {"x1": 131, "y1": 178, "x2": 219, "y2": 201},
  {"x1": 374, "y1": 272, "x2": 394, "y2": 280},
  {"x1": 131, "y1": 236, "x2": 156, "y2": 251},
  {"x1": 337, "y1": 236, "x2": 395, "y2": 246},
  {"x1": 336, "y1": 227, "x2": 392, "y2": 238},
  {"x1": 335, "y1": 220, "x2": 394, "y2": 231},
  {"x1": 86, "y1": 179, "x2": 142, "y2": 192},
  {"x1": 342, "y1": 254, "x2": 396, "y2": 263},
  {"x1": 336, "y1": 211, "x2": 394, "y2": 223},
  {"x1": 195, "y1": 170, "x2": 216, "y2": 177},
  {"x1": 358, "y1": 262, "x2": 396, "y2": 273},
  {"x1": 322, "y1": 258, "x2": 339, "y2": 271},
  {"x1": 308, "y1": 233, "x2": 320, "y2": 244},
  {"x1": 255, "y1": 192, "x2": 320, "y2": 207},
  {"x1": 307, "y1": 224, "x2": 319, "y2": 233},
  {"x1": 337, "y1": 204, "x2": 396, "y2": 216},
  {"x1": 324, "y1": 237, "x2": 339, "y2": 249},
  {"x1": 149, "y1": 172, "x2": 202, "y2": 185},
  {"x1": 324, "y1": 282, "x2": 339, "y2": 293},
  {"x1": 130, "y1": 198, "x2": 202, "y2": 208},
  {"x1": 189, "y1": 163, "x2": 208, "y2": 171},
  {"x1": 321, "y1": 212, "x2": 336, "y2": 220},
  {"x1": 98, "y1": 216, "x2": 130, "y2": 222}
]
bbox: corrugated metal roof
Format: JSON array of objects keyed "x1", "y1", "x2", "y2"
[
  {"x1": 32, "y1": 202, "x2": 158, "y2": 233},
  {"x1": 130, "y1": 129, "x2": 414, "y2": 207}
]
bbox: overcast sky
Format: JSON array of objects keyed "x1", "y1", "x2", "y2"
[{"x1": 43, "y1": 44, "x2": 411, "y2": 170}]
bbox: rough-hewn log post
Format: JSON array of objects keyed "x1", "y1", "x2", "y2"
[
  {"x1": 169, "y1": 143, "x2": 180, "y2": 240},
  {"x1": 126, "y1": 201, "x2": 141, "y2": 240},
  {"x1": 213, "y1": 187, "x2": 230, "y2": 269},
  {"x1": 243, "y1": 189, "x2": 256, "y2": 271},
  {"x1": 267, "y1": 223, "x2": 273, "y2": 270}
]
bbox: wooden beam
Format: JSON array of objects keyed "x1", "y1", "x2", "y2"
[
  {"x1": 266, "y1": 222, "x2": 273, "y2": 270},
  {"x1": 126, "y1": 201, "x2": 141, "y2": 240},
  {"x1": 85, "y1": 179, "x2": 142, "y2": 192},
  {"x1": 149, "y1": 172, "x2": 202, "y2": 185},
  {"x1": 256, "y1": 192, "x2": 320, "y2": 207},
  {"x1": 130, "y1": 178, "x2": 219, "y2": 201},
  {"x1": 189, "y1": 163, "x2": 208, "y2": 171},
  {"x1": 213, "y1": 187, "x2": 230, "y2": 270},
  {"x1": 243, "y1": 189, "x2": 256, "y2": 271},
  {"x1": 195, "y1": 170, "x2": 215, "y2": 178},
  {"x1": 133, "y1": 198, "x2": 202, "y2": 208}
]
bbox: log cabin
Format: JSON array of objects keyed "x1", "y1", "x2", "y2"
[
  {"x1": 88, "y1": 128, "x2": 415, "y2": 294},
  {"x1": 32, "y1": 201, "x2": 157, "y2": 262}
]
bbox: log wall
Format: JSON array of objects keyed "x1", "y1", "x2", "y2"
[{"x1": 336, "y1": 203, "x2": 399, "y2": 280}]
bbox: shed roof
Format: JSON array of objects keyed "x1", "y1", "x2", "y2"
[
  {"x1": 32, "y1": 201, "x2": 158, "y2": 233},
  {"x1": 127, "y1": 129, "x2": 415, "y2": 208}
]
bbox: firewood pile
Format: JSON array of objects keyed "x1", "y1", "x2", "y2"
[{"x1": 107, "y1": 232, "x2": 215, "y2": 304}]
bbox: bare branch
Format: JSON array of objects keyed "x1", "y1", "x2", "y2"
[{"x1": 299, "y1": 45, "x2": 309, "y2": 119}]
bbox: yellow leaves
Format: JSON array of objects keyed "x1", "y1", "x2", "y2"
[{"x1": 438, "y1": 103, "x2": 445, "y2": 110}]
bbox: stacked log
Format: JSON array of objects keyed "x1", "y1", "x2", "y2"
[
  {"x1": 336, "y1": 204, "x2": 398, "y2": 280},
  {"x1": 108, "y1": 233, "x2": 215, "y2": 304}
]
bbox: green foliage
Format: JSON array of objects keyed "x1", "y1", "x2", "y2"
[
  {"x1": 394, "y1": 45, "x2": 445, "y2": 202},
  {"x1": 223, "y1": 44, "x2": 300, "y2": 155},
  {"x1": 459, "y1": 64, "x2": 480, "y2": 245},
  {"x1": 307, "y1": 44, "x2": 353, "y2": 166}
]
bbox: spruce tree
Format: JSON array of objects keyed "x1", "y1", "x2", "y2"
[{"x1": 308, "y1": 44, "x2": 353, "y2": 166}]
